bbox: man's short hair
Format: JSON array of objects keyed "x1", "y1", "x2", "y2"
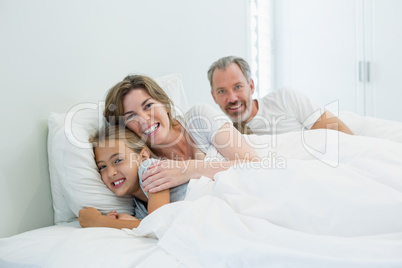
[{"x1": 207, "y1": 56, "x2": 251, "y2": 88}]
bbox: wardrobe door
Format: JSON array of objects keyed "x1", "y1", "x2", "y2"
[
  {"x1": 273, "y1": 0, "x2": 360, "y2": 113},
  {"x1": 369, "y1": 0, "x2": 402, "y2": 122}
]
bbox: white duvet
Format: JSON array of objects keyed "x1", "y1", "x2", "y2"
[
  {"x1": 2, "y1": 129, "x2": 402, "y2": 268},
  {"x1": 129, "y1": 130, "x2": 402, "y2": 267}
]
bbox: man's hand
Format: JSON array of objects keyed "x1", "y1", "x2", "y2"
[{"x1": 311, "y1": 111, "x2": 353, "y2": 135}]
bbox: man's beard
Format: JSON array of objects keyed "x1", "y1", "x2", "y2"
[{"x1": 227, "y1": 100, "x2": 252, "y2": 124}]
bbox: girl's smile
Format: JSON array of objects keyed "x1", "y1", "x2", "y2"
[{"x1": 112, "y1": 178, "x2": 126, "y2": 189}]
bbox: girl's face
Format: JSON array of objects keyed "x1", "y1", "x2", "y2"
[
  {"x1": 95, "y1": 140, "x2": 142, "y2": 197},
  {"x1": 122, "y1": 89, "x2": 170, "y2": 147}
]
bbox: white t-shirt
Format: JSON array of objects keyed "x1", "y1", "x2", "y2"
[
  {"x1": 246, "y1": 88, "x2": 324, "y2": 135},
  {"x1": 179, "y1": 103, "x2": 231, "y2": 161}
]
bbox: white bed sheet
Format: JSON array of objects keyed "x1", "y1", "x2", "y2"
[
  {"x1": 0, "y1": 221, "x2": 79, "y2": 268},
  {"x1": 0, "y1": 221, "x2": 183, "y2": 268}
]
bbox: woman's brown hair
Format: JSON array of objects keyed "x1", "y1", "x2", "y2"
[{"x1": 104, "y1": 75, "x2": 176, "y2": 126}]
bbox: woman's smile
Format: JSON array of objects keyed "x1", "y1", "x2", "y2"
[
  {"x1": 123, "y1": 89, "x2": 170, "y2": 145},
  {"x1": 143, "y1": 122, "x2": 160, "y2": 136}
]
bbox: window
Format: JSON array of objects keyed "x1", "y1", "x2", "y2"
[{"x1": 249, "y1": 0, "x2": 274, "y2": 98}]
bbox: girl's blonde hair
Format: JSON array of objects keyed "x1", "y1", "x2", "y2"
[
  {"x1": 104, "y1": 75, "x2": 176, "y2": 126},
  {"x1": 89, "y1": 126, "x2": 158, "y2": 159}
]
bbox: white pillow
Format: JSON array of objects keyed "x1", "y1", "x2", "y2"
[
  {"x1": 155, "y1": 73, "x2": 189, "y2": 115},
  {"x1": 48, "y1": 73, "x2": 189, "y2": 224}
]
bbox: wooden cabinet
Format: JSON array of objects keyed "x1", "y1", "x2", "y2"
[{"x1": 273, "y1": 0, "x2": 402, "y2": 122}]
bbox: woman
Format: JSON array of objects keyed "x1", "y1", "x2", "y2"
[
  {"x1": 101, "y1": 74, "x2": 402, "y2": 238},
  {"x1": 104, "y1": 75, "x2": 259, "y2": 193}
]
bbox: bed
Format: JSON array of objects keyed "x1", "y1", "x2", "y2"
[{"x1": 1, "y1": 74, "x2": 402, "y2": 268}]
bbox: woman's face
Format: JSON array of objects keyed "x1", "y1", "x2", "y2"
[{"x1": 122, "y1": 89, "x2": 170, "y2": 146}]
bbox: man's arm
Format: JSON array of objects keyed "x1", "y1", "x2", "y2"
[{"x1": 311, "y1": 110, "x2": 353, "y2": 135}]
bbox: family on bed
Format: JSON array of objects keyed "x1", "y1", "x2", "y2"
[{"x1": 79, "y1": 56, "x2": 396, "y2": 230}]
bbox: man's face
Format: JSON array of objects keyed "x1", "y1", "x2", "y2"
[{"x1": 211, "y1": 63, "x2": 255, "y2": 123}]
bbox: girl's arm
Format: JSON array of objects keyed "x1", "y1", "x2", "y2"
[
  {"x1": 147, "y1": 189, "x2": 170, "y2": 213},
  {"x1": 78, "y1": 190, "x2": 170, "y2": 229},
  {"x1": 142, "y1": 123, "x2": 259, "y2": 193},
  {"x1": 79, "y1": 207, "x2": 141, "y2": 229}
]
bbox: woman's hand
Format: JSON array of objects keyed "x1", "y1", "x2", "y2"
[
  {"x1": 78, "y1": 207, "x2": 103, "y2": 228},
  {"x1": 141, "y1": 159, "x2": 199, "y2": 193}
]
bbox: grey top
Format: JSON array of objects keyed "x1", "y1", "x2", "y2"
[{"x1": 133, "y1": 158, "x2": 188, "y2": 219}]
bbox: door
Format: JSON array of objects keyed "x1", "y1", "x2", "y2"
[
  {"x1": 368, "y1": 0, "x2": 402, "y2": 121},
  {"x1": 273, "y1": 0, "x2": 402, "y2": 122},
  {"x1": 273, "y1": 0, "x2": 360, "y2": 114}
]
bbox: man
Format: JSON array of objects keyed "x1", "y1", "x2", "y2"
[{"x1": 208, "y1": 56, "x2": 353, "y2": 135}]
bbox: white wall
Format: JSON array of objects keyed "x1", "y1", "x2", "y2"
[
  {"x1": 272, "y1": 0, "x2": 402, "y2": 121},
  {"x1": 0, "y1": 0, "x2": 249, "y2": 238}
]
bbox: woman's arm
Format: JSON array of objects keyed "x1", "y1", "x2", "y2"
[
  {"x1": 141, "y1": 159, "x2": 230, "y2": 193},
  {"x1": 142, "y1": 123, "x2": 259, "y2": 193},
  {"x1": 212, "y1": 122, "x2": 259, "y2": 160}
]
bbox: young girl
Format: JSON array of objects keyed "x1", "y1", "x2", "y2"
[{"x1": 78, "y1": 126, "x2": 188, "y2": 229}]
